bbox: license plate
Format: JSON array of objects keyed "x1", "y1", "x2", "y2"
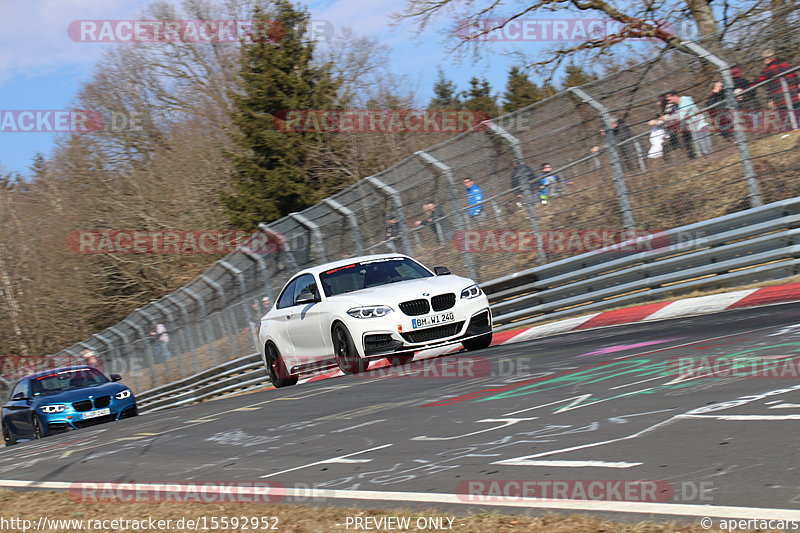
[
  {"x1": 82, "y1": 408, "x2": 110, "y2": 420},
  {"x1": 412, "y1": 312, "x2": 455, "y2": 329}
]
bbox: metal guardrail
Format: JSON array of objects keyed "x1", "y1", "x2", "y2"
[{"x1": 135, "y1": 197, "x2": 800, "y2": 412}]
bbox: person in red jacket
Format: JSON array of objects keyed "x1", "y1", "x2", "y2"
[{"x1": 753, "y1": 49, "x2": 800, "y2": 111}]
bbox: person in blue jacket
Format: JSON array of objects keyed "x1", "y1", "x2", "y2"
[{"x1": 463, "y1": 178, "x2": 484, "y2": 218}]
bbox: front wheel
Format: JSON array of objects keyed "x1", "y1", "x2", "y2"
[
  {"x1": 32, "y1": 416, "x2": 44, "y2": 439},
  {"x1": 333, "y1": 324, "x2": 369, "y2": 375},
  {"x1": 265, "y1": 342, "x2": 298, "y2": 388},
  {"x1": 2, "y1": 422, "x2": 16, "y2": 446},
  {"x1": 462, "y1": 333, "x2": 493, "y2": 351}
]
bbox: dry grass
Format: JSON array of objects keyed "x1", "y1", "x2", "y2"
[{"x1": 0, "y1": 489, "x2": 735, "y2": 532}]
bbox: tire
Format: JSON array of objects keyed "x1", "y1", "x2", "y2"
[
  {"x1": 386, "y1": 353, "x2": 414, "y2": 366},
  {"x1": 2, "y1": 422, "x2": 16, "y2": 446},
  {"x1": 333, "y1": 324, "x2": 369, "y2": 375},
  {"x1": 265, "y1": 342, "x2": 298, "y2": 388},
  {"x1": 32, "y1": 416, "x2": 44, "y2": 439},
  {"x1": 462, "y1": 332, "x2": 493, "y2": 351}
]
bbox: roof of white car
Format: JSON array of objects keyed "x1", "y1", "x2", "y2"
[{"x1": 300, "y1": 254, "x2": 414, "y2": 277}]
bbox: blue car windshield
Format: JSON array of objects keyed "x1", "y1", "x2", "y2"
[
  {"x1": 32, "y1": 368, "x2": 109, "y2": 396},
  {"x1": 319, "y1": 257, "x2": 432, "y2": 297}
]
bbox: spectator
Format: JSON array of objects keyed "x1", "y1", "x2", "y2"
[
  {"x1": 415, "y1": 202, "x2": 449, "y2": 244},
  {"x1": 752, "y1": 49, "x2": 800, "y2": 112},
  {"x1": 661, "y1": 91, "x2": 712, "y2": 158},
  {"x1": 148, "y1": 323, "x2": 172, "y2": 362},
  {"x1": 706, "y1": 81, "x2": 733, "y2": 141},
  {"x1": 386, "y1": 213, "x2": 399, "y2": 240},
  {"x1": 590, "y1": 118, "x2": 639, "y2": 172},
  {"x1": 509, "y1": 161, "x2": 536, "y2": 211},
  {"x1": 463, "y1": 178, "x2": 484, "y2": 218},
  {"x1": 731, "y1": 66, "x2": 759, "y2": 111},
  {"x1": 538, "y1": 163, "x2": 561, "y2": 203},
  {"x1": 79, "y1": 349, "x2": 103, "y2": 371}
]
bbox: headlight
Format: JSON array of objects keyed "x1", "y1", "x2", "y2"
[
  {"x1": 460, "y1": 284, "x2": 482, "y2": 299},
  {"x1": 347, "y1": 305, "x2": 393, "y2": 319},
  {"x1": 41, "y1": 405, "x2": 66, "y2": 413},
  {"x1": 115, "y1": 389, "x2": 132, "y2": 400}
]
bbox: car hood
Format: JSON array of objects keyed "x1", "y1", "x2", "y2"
[
  {"x1": 328, "y1": 275, "x2": 478, "y2": 306},
  {"x1": 33, "y1": 382, "x2": 129, "y2": 404}
]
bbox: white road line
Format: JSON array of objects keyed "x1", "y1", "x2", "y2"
[
  {"x1": 412, "y1": 417, "x2": 538, "y2": 441},
  {"x1": 681, "y1": 414, "x2": 800, "y2": 421},
  {"x1": 1, "y1": 479, "x2": 799, "y2": 520},
  {"x1": 259, "y1": 443, "x2": 393, "y2": 478},
  {"x1": 608, "y1": 375, "x2": 664, "y2": 390},
  {"x1": 331, "y1": 419, "x2": 386, "y2": 433},
  {"x1": 490, "y1": 460, "x2": 641, "y2": 468}
]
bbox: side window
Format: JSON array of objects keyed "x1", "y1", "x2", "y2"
[
  {"x1": 293, "y1": 274, "x2": 320, "y2": 302},
  {"x1": 10, "y1": 380, "x2": 28, "y2": 399},
  {"x1": 277, "y1": 278, "x2": 299, "y2": 309}
]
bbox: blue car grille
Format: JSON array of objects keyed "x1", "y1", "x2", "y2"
[{"x1": 72, "y1": 396, "x2": 111, "y2": 412}]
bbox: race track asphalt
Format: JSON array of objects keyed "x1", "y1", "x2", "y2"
[{"x1": 2, "y1": 302, "x2": 800, "y2": 523}]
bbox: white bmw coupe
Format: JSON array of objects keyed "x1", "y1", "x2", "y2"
[{"x1": 259, "y1": 254, "x2": 492, "y2": 387}]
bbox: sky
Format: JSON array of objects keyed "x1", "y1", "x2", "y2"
[{"x1": 0, "y1": 0, "x2": 561, "y2": 177}]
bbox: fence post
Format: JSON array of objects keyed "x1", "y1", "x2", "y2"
[
  {"x1": 258, "y1": 223, "x2": 298, "y2": 272},
  {"x1": 415, "y1": 150, "x2": 479, "y2": 279},
  {"x1": 107, "y1": 325, "x2": 142, "y2": 391},
  {"x1": 218, "y1": 259, "x2": 249, "y2": 357},
  {"x1": 482, "y1": 121, "x2": 548, "y2": 263},
  {"x1": 199, "y1": 275, "x2": 229, "y2": 364},
  {"x1": 121, "y1": 318, "x2": 159, "y2": 388},
  {"x1": 779, "y1": 77, "x2": 799, "y2": 131},
  {"x1": 151, "y1": 300, "x2": 187, "y2": 378},
  {"x1": 568, "y1": 87, "x2": 636, "y2": 231},
  {"x1": 91, "y1": 333, "x2": 116, "y2": 375},
  {"x1": 288, "y1": 212, "x2": 328, "y2": 263},
  {"x1": 182, "y1": 287, "x2": 218, "y2": 369},
  {"x1": 365, "y1": 176, "x2": 414, "y2": 256},
  {"x1": 681, "y1": 41, "x2": 763, "y2": 207},
  {"x1": 322, "y1": 198, "x2": 365, "y2": 256},
  {"x1": 240, "y1": 245, "x2": 272, "y2": 297},
  {"x1": 164, "y1": 294, "x2": 200, "y2": 374}
]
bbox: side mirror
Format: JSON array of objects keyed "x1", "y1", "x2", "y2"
[
  {"x1": 11, "y1": 392, "x2": 28, "y2": 401},
  {"x1": 110, "y1": 374, "x2": 122, "y2": 382},
  {"x1": 433, "y1": 266, "x2": 451, "y2": 276},
  {"x1": 294, "y1": 291, "x2": 318, "y2": 305}
]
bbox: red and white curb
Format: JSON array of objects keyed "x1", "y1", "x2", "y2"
[{"x1": 299, "y1": 281, "x2": 800, "y2": 384}]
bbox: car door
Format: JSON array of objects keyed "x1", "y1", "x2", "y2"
[
  {"x1": 286, "y1": 274, "x2": 330, "y2": 365},
  {"x1": 263, "y1": 278, "x2": 299, "y2": 366},
  {"x1": 3, "y1": 380, "x2": 33, "y2": 437}
]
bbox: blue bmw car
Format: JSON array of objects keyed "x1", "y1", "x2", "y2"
[{"x1": 2, "y1": 366, "x2": 137, "y2": 446}]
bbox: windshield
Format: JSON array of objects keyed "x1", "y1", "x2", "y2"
[
  {"x1": 319, "y1": 257, "x2": 433, "y2": 297},
  {"x1": 31, "y1": 367, "x2": 109, "y2": 396}
]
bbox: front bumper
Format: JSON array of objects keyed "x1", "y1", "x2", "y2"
[
  {"x1": 41, "y1": 397, "x2": 138, "y2": 434},
  {"x1": 360, "y1": 306, "x2": 492, "y2": 358}
]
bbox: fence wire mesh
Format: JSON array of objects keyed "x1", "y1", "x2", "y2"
[{"x1": 13, "y1": 32, "x2": 800, "y2": 394}]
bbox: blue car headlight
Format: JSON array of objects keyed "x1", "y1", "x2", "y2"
[
  {"x1": 115, "y1": 389, "x2": 132, "y2": 400},
  {"x1": 40, "y1": 405, "x2": 66, "y2": 414},
  {"x1": 460, "y1": 284, "x2": 482, "y2": 299},
  {"x1": 347, "y1": 305, "x2": 393, "y2": 319}
]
